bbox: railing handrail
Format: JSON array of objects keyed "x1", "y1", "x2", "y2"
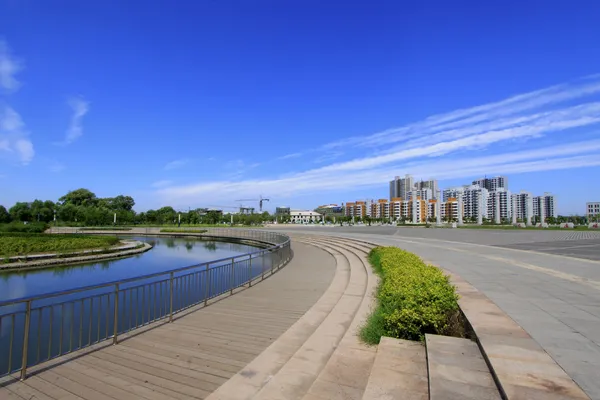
[{"x1": 0, "y1": 228, "x2": 289, "y2": 308}]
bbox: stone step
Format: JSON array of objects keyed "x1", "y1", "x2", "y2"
[
  {"x1": 250, "y1": 241, "x2": 369, "y2": 400},
  {"x1": 449, "y1": 271, "x2": 591, "y2": 400},
  {"x1": 362, "y1": 337, "x2": 428, "y2": 400},
  {"x1": 300, "y1": 239, "x2": 377, "y2": 400},
  {"x1": 425, "y1": 334, "x2": 501, "y2": 400}
]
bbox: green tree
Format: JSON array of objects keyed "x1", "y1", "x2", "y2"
[
  {"x1": 9, "y1": 202, "x2": 32, "y2": 222},
  {"x1": 0, "y1": 205, "x2": 11, "y2": 223},
  {"x1": 59, "y1": 188, "x2": 97, "y2": 207}
]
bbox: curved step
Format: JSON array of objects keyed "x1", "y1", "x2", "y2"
[
  {"x1": 206, "y1": 240, "x2": 354, "y2": 400},
  {"x1": 251, "y1": 240, "x2": 368, "y2": 400},
  {"x1": 299, "y1": 238, "x2": 378, "y2": 400}
]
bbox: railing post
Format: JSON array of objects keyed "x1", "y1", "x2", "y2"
[
  {"x1": 169, "y1": 272, "x2": 174, "y2": 322},
  {"x1": 20, "y1": 300, "x2": 31, "y2": 380},
  {"x1": 248, "y1": 255, "x2": 252, "y2": 287},
  {"x1": 271, "y1": 249, "x2": 275, "y2": 275},
  {"x1": 113, "y1": 284, "x2": 119, "y2": 344},
  {"x1": 261, "y1": 251, "x2": 266, "y2": 281},
  {"x1": 230, "y1": 259, "x2": 235, "y2": 295},
  {"x1": 204, "y1": 263, "x2": 210, "y2": 306}
]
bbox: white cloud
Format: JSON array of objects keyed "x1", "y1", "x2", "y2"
[
  {"x1": 277, "y1": 152, "x2": 302, "y2": 160},
  {"x1": 155, "y1": 76, "x2": 600, "y2": 207},
  {"x1": 64, "y1": 97, "x2": 89, "y2": 144},
  {"x1": 0, "y1": 40, "x2": 22, "y2": 92},
  {"x1": 0, "y1": 105, "x2": 34, "y2": 165},
  {"x1": 164, "y1": 159, "x2": 190, "y2": 170},
  {"x1": 151, "y1": 180, "x2": 173, "y2": 188}
]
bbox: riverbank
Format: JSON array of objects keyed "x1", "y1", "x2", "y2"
[{"x1": 0, "y1": 240, "x2": 152, "y2": 272}]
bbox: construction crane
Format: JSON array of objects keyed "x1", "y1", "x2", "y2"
[{"x1": 234, "y1": 195, "x2": 270, "y2": 212}]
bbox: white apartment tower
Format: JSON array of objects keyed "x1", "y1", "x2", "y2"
[
  {"x1": 415, "y1": 179, "x2": 439, "y2": 198},
  {"x1": 462, "y1": 185, "x2": 489, "y2": 221},
  {"x1": 473, "y1": 176, "x2": 508, "y2": 192},
  {"x1": 487, "y1": 188, "x2": 512, "y2": 224},
  {"x1": 533, "y1": 193, "x2": 557, "y2": 222},
  {"x1": 512, "y1": 191, "x2": 534, "y2": 225},
  {"x1": 389, "y1": 174, "x2": 414, "y2": 200},
  {"x1": 408, "y1": 188, "x2": 433, "y2": 201}
]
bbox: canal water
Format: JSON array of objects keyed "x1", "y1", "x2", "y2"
[
  {"x1": 0, "y1": 235, "x2": 269, "y2": 377},
  {"x1": 0, "y1": 235, "x2": 260, "y2": 302}
]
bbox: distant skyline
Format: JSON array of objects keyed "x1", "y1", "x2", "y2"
[{"x1": 2, "y1": 1, "x2": 600, "y2": 215}]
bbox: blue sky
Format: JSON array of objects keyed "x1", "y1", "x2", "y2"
[{"x1": 1, "y1": 1, "x2": 600, "y2": 214}]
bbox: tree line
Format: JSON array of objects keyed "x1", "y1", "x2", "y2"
[{"x1": 0, "y1": 188, "x2": 277, "y2": 226}]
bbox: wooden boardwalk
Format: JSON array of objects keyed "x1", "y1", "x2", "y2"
[{"x1": 0, "y1": 242, "x2": 336, "y2": 400}]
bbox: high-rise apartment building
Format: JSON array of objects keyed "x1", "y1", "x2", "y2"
[
  {"x1": 462, "y1": 185, "x2": 489, "y2": 220},
  {"x1": 415, "y1": 179, "x2": 439, "y2": 198},
  {"x1": 389, "y1": 174, "x2": 414, "y2": 200},
  {"x1": 487, "y1": 188, "x2": 512, "y2": 224},
  {"x1": 533, "y1": 193, "x2": 557, "y2": 222},
  {"x1": 511, "y1": 191, "x2": 533, "y2": 224},
  {"x1": 408, "y1": 188, "x2": 433, "y2": 201},
  {"x1": 473, "y1": 176, "x2": 508, "y2": 192}
]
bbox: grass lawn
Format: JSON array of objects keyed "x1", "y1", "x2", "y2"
[
  {"x1": 0, "y1": 234, "x2": 120, "y2": 257},
  {"x1": 456, "y1": 224, "x2": 588, "y2": 230}
]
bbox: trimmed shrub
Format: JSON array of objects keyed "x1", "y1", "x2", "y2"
[
  {"x1": 0, "y1": 222, "x2": 49, "y2": 233},
  {"x1": 361, "y1": 247, "x2": 459, "y2": 343},
  {"x1": 0, "y1": 234, "x2": 119, "y2": 256}
]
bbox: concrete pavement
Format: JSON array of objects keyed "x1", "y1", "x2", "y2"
[{"x1": 279, "y1": 226, "x2": 600, "y2": 399}]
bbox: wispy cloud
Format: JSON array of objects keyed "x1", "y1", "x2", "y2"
[
  {"x1": 277, "y1": 152, "x2": 302, "y2": 160},
  {"x1": 155, "y1": 76, "x2": 600, "y2": 207},
  {"x1": 164, "y1": 159, "x2": 191, "y2": 170},
  {"x1": 0, "y1": 40, "x2": 22, "y2": 92},
  {"x1": 151, "y1": 180, "x2": 173, "y2": 188},
  {"x1": 0, "y1": 106, "x2": 34, "y2": 165},
  {"x1": 64, "y1": 97, "x2": 89, "y2": 144},
  {"x1": 0, "y1": 41, "x2": 33, "y2": 165},
  {"x1": 49, "y1": 160, "x2": 65, "y2": 173}
]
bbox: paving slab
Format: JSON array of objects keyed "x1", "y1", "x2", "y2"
[{"x1": 362, "y1": 337, "x2": 428, "y2": 400}]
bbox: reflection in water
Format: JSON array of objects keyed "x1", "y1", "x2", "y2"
[
  {"x1": 204, "y1": 242, "x2": 217, "y2": 252},
  {"x1": 0, "y1": 236, "x2": 260, "y2": 302}
]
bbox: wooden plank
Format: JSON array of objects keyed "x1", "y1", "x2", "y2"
[
  {"x1": 17, "y1": 376, "x2": 85, "y2": 400},
  {"x1": 76, "y1": 357, "x2": 197, "y2": 400},
  {"x1": 89, "y1": 352, "x2": 219, "y2": 393},
  {"x1": 36, "y1": 370, "x2": 115, "y2": 400},
  {"x1": 114, "y1": 343, "x2": 235, "y2": 379},
  {"x1": 4, "y1": 382, "x2": 55, "y2": 400},
  {"x1": 64, "y1": 360, "x2": 180, "y2": 400}
]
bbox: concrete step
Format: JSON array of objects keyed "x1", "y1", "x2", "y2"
[
  {"x1": 449, "y1": 271, "x2": 591, "y2": 400},
  {"x1": 251, "y1": 241, "x2": 369, "y2": 400},
  {"x1": 362, "y1": 337, "x2": 428, "y2": 400},
  {"x1": 425, "y1": 334, "x2": 501, "y2": 400},
  {"x1": 301, "y1": 239, "x2": 377, "y2": 400}
]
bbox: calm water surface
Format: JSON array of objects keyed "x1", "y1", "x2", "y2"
[{"x1": 0, "y1": 236, "x2": 260, "y2": 302}]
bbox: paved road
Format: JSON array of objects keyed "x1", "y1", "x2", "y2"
[{"x1": 280, "y1": 226, "x2": 600, "y2": 399}]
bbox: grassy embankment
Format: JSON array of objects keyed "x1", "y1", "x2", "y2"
[
  {"x1": 160, "y1": 228, "x2": 208, "y2": 233},
  {"x1": 360, "y1": 246, "x2": 463, "y2": 345},
  {"x1": 0, "y1": 231, "x2": 120, "y2": 258}
]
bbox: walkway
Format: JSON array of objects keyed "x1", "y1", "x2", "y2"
[
  {"x1": 283, "y1": 226, "x2": 600, "y2": 399},
  {"x1": 0, "y1": 242, "x2": 336, "y2": 400}
]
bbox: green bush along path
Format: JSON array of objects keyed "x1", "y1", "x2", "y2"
[
  {"x1": 361, "y1": 246, "x2": 460, "y2": 344},
  {"x1": 0, "y1": 234, "x2": 119, "y2": 257}
]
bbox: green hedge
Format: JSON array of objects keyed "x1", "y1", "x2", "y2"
[
  {"x1": 0, "y1": 234, "x2": 120, "y2": 256},
  {"x1": 0, "y1": 222, "x2": 49, "y2": 233},
  {"x1": 160, "y1": 228, "x2": 208, "y2": 233},
  {"x1": 361, "y1": 247, "x2": 459, "y2": 343}
]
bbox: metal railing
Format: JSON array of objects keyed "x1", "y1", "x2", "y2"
[{"x1": 0, "y1": 229, "x2": 291, "y2": 380}]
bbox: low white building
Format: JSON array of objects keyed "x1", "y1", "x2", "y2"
[
  {"x1": 587, "y1": 202, "x2": 600, "y2": 221},
  {"x1": 290, "y1": 210, "x2": 323, "y2": 223}
]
